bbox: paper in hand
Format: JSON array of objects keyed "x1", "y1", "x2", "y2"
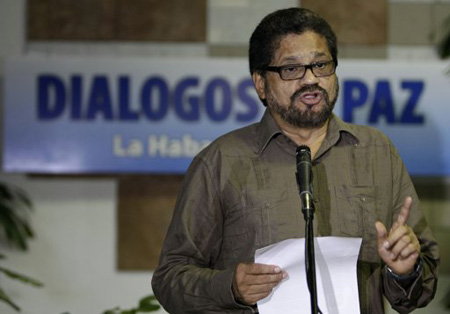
[{"x1": 255, "y1": 237, "x2": 362, "y2": 314}]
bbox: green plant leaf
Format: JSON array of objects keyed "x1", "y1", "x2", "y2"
[
  {"x1": 137, "y1": 305, "x2": 160, "y2": 312},
  {"x1": 0, "y1": 286, "x2": 21, "y2": 311},
  {"x1": 14, "y1": 189, "x2": 33, "y2": 210},
  {"x1": 438, "y1": 33, "x2": 450, "y2": 59},
  {"x1": 0, "y1": 183, "x2": 14, "y2": 201},
  {"x1": 0, "y1": 183, "x2": 32, "y2": 209},
  {"x1": 0, "y1": 211, "x2": 28, "y2": 250},
  {"x1": 102, "y1": 295, "x2": 160, "y2": 313},
  {"x1": 437, "y1": 15, "x2": 450, "y2": 59},
  {"x1": 137, "y1": 295, "x2": 160, "y2": 312},
  {"x1": 102, "y1": 307, "x2": 121, "y2": 314},
  {"x1": 0, "y1": 181, "x2": 35, "y2": 251},
  {"x1": 0, "y1": 266, "x2": 44, "y2": 287}
]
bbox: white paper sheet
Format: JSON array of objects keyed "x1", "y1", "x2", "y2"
[{"x1": 255, "y1": 237, "x2": 362, "y2": 314}]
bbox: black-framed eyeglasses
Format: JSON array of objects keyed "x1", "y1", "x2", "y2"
[{"x1": 263, "y1": 60, "x2": 337, "y2": 81}]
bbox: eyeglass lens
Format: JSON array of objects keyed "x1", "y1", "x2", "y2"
[{"x1": 281, "y1": 62, "x2": 335, "y2": 80}]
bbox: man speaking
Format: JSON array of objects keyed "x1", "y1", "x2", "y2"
[{"x1": 152, "y1": 7, "x2": 439, "y2": 313}]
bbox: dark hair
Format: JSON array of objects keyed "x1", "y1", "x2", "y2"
[{"x1": 249, "y1": 8, "x2": 338, "y2": 75}]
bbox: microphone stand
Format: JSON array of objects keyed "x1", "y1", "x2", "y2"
[
  {"x1": 302, "y1": 194, "x2": 320, "y2": 314},
  {"x1": 296, "y1": 146, "x2": 321, "y2": 314}
]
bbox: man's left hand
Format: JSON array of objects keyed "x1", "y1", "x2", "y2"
[{"x1": 375, "y1": 196, "x2": 421, "y2": 275}]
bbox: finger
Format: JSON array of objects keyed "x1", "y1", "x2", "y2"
[
  {"x1": 376, "y1": 221, "x2": 397, "y2": 264},
  {"x1": 395, "y1": 196, "x2": 412, "y2": 227},
  {"x1": 243, "y1": 279, "x2": 282, "y2": 295},
  {"x1": 397, "y1": 227, "x2": 421, "y2": 259},
  {"x1": 398, "y1": 243, "x2": 420, "y2": 259},
  {"x1": 234, "y1": 263, "x2": 285, "y2": 296},
  {"x1": 246, "y1": 263, "x2": 283, "y2": 275},
  {"x1": 389, "y1": 233, "x2": 412, "y2": 260},
  {"x1": 235, "y1": 263, "x2": 278, "y2": 281},
  {"x1": 375, "y1": 221, "x2": 388, "y2": 250},
  {"x1": 386, "y1": 225, "x2": 409, "y2": 249},
  {"x1": 235, "y1": 272, "x2": 285, "y2": 305},
  {"x1": 246, "y1": 273, "x2": 286, "y2": 285}
]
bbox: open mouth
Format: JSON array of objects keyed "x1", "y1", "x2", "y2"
[{"x1": 298, "y1": 91, "x2": 323, "y2": 106}]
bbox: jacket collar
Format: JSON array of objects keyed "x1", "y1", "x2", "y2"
[{"x1": 256, "y1": 109, "x2": 359, "y2": 156}]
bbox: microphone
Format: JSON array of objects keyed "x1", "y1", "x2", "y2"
[{"x1": 296, "y1": 145, "x2": 314, "y2": 218}]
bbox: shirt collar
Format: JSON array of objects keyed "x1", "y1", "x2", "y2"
[
  {"x1": 315, "y1": 113, "x2": 359, "y2": 160},
  {"x1": 256, "y1": 109, "x2": 360, "y2": 155},
  {"x1": 255, "y1": 110, "x2": 283, "y2": 154}
]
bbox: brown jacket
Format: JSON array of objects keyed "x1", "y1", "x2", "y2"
[{"x1": 152, "y1": 110, "x2": 439, "y2": 313}]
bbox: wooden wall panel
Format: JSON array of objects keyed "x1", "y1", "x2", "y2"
[
  {"x1": 27, "y1": 0, "x2": 116, "y2": 40},
  {"x1": 27, "y1": 0, "x2": 206, "y2": 41},
  {"x1": 115, "y1": 0, "x2": 206, "y2": 41},
  {"x1": 117, "y1": 175, "x2": 183, "y2": 270},
  {"x1": 302, "y1": 0, "x2": 387, "y2": 45}
]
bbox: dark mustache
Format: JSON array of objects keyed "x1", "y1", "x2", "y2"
[{"x1": 290, "y1": 84, "x2": 328, "y2": 103}]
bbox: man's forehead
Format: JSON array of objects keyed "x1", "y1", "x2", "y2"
[
  {"x1": 272, "y1": 33, "x2": 331, "y2": 63},
  {"x1": 280, "y1": 52, "x2": 329, "y2": 62}
]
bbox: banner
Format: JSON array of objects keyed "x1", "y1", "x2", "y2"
[{"x1": 3, "y1": 57, "x2": 450, "y2": 175}]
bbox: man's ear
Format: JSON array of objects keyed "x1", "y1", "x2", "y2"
[{"x1": 252, "y1": 72, "x2": 266, "y2": 100}]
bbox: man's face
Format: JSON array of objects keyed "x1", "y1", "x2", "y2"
[{"x1": 253, "y1": 31, "x2": 339, "y2": 129}]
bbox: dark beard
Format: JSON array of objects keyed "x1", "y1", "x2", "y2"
[{"x1": 267, "y1": 82, "x2": 339, "y2": 129}]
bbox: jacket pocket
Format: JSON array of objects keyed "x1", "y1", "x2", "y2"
[{"x1": 334, "y1": 185, "x2": 377, "y2": 239}]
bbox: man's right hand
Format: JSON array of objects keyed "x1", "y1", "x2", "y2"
[{"x1": 232, "y1": 262, "x2": 287, "y2": 305}]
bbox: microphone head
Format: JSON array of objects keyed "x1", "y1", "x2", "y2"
[
  {"x1": 296, "y1": 145, "x2": 312, "y2": 196},
  {"x1": 296, "y1": 144, "x2": 310, "y2": 155},
  {"x1": 295, "y1": 145, "x2": 311, "y2": 168}
]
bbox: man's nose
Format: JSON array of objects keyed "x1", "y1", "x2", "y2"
[{"x1": 299, "y1": 67, "x2": 320, "y2": 85}]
